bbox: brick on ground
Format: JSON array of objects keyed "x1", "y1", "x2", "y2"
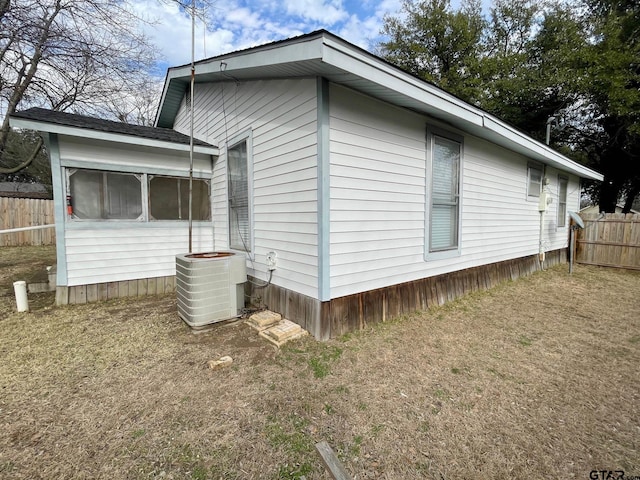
[
  {"x1": 246, "y1": 310, "x2": 282, "y2": 331},
  {"x1": 259, "y1": 319, "x2": 307, "y2": 347}
]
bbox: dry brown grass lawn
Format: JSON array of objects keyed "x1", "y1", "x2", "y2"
[{"x1": 0, "y1": 246, "x2": 638, "y2": 479}]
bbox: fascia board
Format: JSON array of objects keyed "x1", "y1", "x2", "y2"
[
  {"x1": 482, "y1": 116, "x2": 603, "y2": 181},
  {"x1": 320, "y1": 38, "x2": 484, "y2": 127},
  {"x1": 155, "y1": 37, "x2": 326, "y2": 127},
  {"x1": 154, "y1": 70, "x2": 174, "y2": 127},
  {"x1": 10, "y1": 117, "x2": 219, "y2": 156},
  {"x1": 166, "y1": 36, "x2": 326, "y2": 81},
  {"x1": 321, "y1": 37, "x2": 602, "y2": 181}
]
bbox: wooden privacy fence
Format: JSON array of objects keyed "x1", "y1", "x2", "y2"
[
  {"x1": 0, "y1": 197, "x2": 56, "y2": 247},
  {"x1": 576, "y1": 213, "x2": 640, "y2": 270}
]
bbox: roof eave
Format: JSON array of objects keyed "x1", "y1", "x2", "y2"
[
  {"x1": 155, "y1": 30, "x2": 602, "y2": 181},
  {"x1": 10, "y1": 116, "x2": 219, "y2": 156},
  {"x1": 155, "y1": 34, "x2": 327, "y2": 128}
]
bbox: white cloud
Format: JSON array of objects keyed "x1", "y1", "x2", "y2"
[
  {"x1": 337, "y1": 0, "x2": 402, "y2": 49},
  {"x1": 226, "y1": 7, "x2": 262, "y2": 29},
  {"x1": 282, "y1": 0, "x2": 348, "y2": 24},
  {"x1": 131, "y1": 0, "x2": 405, "y2": 74}
]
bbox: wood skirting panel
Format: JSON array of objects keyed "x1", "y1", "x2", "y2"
[
  {"x1": 245, "y1": 279, "x2": 322, "y2": 338},
  {"x1": 324, "y1": 250, "x2": 566, "y2": 339},
  {"x1": 249, "y1": 249, "x2": 566, "y2": 340},
  {"x1": 56, "y1": 276, "x2": 176, "y2": 305},
  {"x1": 57, "y1": 250, "x2": 566, "y2": 340}
]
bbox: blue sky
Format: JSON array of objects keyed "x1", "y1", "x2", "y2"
[
  {"x1": 134, "y1": 0, "x2": 498, "y2": 75},
  {"x1": 134, "y1": 0, "x2": 405, "y2": 71}
]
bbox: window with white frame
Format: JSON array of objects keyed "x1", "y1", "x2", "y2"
[
  {"x1": 68, "y1": 169, "x2": 143, "y2": 220},
  {"x1": 427, "y1": 130, "x2": 462, "y2": 255},
  {"x1": 557, "y1": 175, "x2": 568, "y2": 227},
  {"x1": 527, "y1": 163, "x2": 543, "y2": 198},
  {"x1": 228, "y1": 139, "x2": 251, "y2": 252},
  {"x1": 67, "y1": 168, "x2": 210, "y2": 222}
]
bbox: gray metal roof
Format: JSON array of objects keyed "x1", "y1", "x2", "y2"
[{"x1": 156, "y1": 29, "x2": 602, "y2": 181}]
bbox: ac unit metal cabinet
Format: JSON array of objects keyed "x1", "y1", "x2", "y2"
[{"x1": 175, "y1": 252, "x2": 247, "y2": 328}]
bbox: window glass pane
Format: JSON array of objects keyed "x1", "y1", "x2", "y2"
[
  {"x1": 432, "y1": 137, "x2": 459, "y2": 199},
  {"x1": 149, "y1": 176, "x2": 181, "y2": 219},
  {"x1": 179, "y1": 178, "x2": 210, "y2": 221},
  {"x1": 528, "y1": 165, "x2": 542, "y2": 197},
  {"x1": 557, "y1": 176, "x2": 568, "y2": 226},
  {"x1": 228, "y1": 140, "x2": 250, "y2": 251},
  {"x1": 106, "y1": 173, "x2": 142, "y2": 219},
  {"x1": 149, "y1": 176, "x2": 210, "y2": 221},
  {"x1": 70, "y1": 169, "x2": 102, "y2": 219},
  {"x1": 431, "y1": 204, "x2": 458, "y2": 250},
  {"x1": 430, "y1": 135, "x2": 460, "y2": 251},
  {"x1": 69, "y1": 169, "x2": 141, "y2": 220}
]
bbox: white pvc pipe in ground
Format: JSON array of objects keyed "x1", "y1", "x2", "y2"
[
  {"x1": 0, "y1": 224, "x2": 55, "y2": 235},
  {"x1": 13, "y1": 281, "x2": 29, "y2": 312}
]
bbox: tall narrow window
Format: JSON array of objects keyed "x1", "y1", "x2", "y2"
[
  {"x1": 429, "y1": 132, "x2": 461, "y2": 253},
  {"x1": 528, "y1": 163, "x2": 543, "y2": 198},
  {"x1": 557, "y1": 175, "x2": 568, "y2": 227},
  {"x1": 68, "y1": 169, "x2": 142, "y2": 220},
  {"x1": 228, "y1": 139, "x2": 250, "y2": 252}
]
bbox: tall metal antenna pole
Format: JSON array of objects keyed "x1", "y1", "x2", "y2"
[{"x1": 188, "y1": 0, "x2": 195, "y2": 253}]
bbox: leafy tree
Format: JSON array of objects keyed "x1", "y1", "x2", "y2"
[
  {"x1": 481, "y1": 1, "x2": 583, "y2": 141},
  {"x1": 379, "y1": 0, "x2": 640, "y2": 212},
  {"x1": 379, "y1": 0, "x2": 486, "y2": 103},
  {"x1": 580, "y1": 0, "x2": 640, "y2": 212},
  {"x1": 0, "y1": 0, "x2": 158, "y2": 174}
]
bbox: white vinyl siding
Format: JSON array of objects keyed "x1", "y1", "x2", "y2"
[
  {"x1": 329, "y1": 85, "x2": 426, "y2": 298},
  {"x1": 173, "y1": 78, "x2": 319, "y2": 298},
  {"x1": 56, "y1": 135, "x2": 214, "y2": 287},
  {"x1": 329, "y1": 84, "x2": 579, "y2": 299},
  {"x1": 65, "y1": 224, "x2": 213, "y2": 286}
]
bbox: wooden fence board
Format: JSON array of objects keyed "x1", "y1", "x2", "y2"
[
  {"x1": 0, "y1": 197, "x2": 55, "y2": 246},
  {"x1": 576, "y1": 213, "x2": 640, "y2": 270}
]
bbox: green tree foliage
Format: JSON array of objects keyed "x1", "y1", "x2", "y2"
[
  {"x1": 380, "y1": 0, "x2": 486, "y2": 103},
  {"x1": 380, "y1": 0, "x2": 640, "y2": 212},
  {"x1": 581, "y1": 0, "x2": 640, "y2": 212}
]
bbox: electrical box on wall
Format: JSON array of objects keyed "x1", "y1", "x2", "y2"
[
  {"x1": 538, "y1": 191, "x2": 552, "y2": 212},
  {"x1": 266, "y1": 251, "x2": 277, "y2": 271}
]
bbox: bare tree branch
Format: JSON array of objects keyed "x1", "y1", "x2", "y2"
[{"x1": 0, "y1": 136, "x2": 43, "y2": 174}]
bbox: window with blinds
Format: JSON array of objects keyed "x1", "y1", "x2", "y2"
[
  {"x1": 557, "y1": 175, "x2": 568, "y2": 227},
  {"x1": 228, "y1": 139, "x2": 251, "y2": 252},
  {"x1": 429, "y1": 134, "x2": 461, "y2": 252}
]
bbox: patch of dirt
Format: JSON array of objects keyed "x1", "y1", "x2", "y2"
[{"x1": 0, "y1": 245, "x2": 638, "y2": 479}]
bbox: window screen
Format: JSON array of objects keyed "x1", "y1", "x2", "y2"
[
  {"x1": 149, "y1": 176, "x2": 210, "y2": 221},
  {"x1": 69, "y1": 169, "x2": 142, "y2": 220},
  {"x1": 430, "y1": 135, "x2": 461, "y2": 251},
  {"x1": 228, "y1": 140, "x2": 250, "y2": 252}
]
